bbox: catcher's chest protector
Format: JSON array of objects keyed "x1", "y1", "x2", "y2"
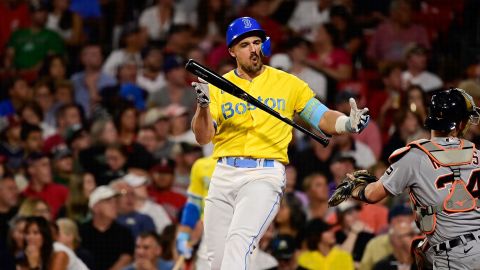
[{"x1": 407, "y1": 139, "x2": 478, "y2": 234}]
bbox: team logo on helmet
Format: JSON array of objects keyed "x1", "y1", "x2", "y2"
[{"x1": 242, "y1": 18, "x2": 252, "y2": 28}]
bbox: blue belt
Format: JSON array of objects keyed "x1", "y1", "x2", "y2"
[{"x1": 218, "y1": 157, "x2": 275, "y2": 168}]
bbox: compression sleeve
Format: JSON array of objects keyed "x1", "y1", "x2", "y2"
[
  {"x1": 299, "y1": 98, "x2": 329, "y2": 131},
  {"x1": 180, "y1": 195, "x2": 202, "y2": 229}
]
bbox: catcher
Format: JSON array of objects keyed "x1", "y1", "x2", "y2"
[{"x1": 329, "y1": 88, "x2": 480, "y2": 270}]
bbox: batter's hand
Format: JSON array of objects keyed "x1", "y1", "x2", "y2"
[
  {"x1": 347, "y1": 98, "x2": 370, "y2": 133},
  {"x1": 192, "y1": 77, "x2": 210, "y2": 108},
  {"x1": 176, "y1": 232, "x2": 193, "y2": 259}
]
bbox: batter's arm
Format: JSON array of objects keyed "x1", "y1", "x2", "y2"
[
  {"x1": 318, "y1": 110, "x2": 345, "y2": 135},
  {"x1": 192, "y1": 106, "x2": 215, "y2": 145}
]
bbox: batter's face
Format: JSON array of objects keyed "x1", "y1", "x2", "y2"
[{"x1": 229, "y1": 36, "x2": 264, "y2": 75}]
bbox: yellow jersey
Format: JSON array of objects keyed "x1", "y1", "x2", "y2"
[
  {"x1": 297, "y1": 248, "x2": 354, "y2": 270},
  {"x1": 209, "y1": 65, "x2": 315, "y2": 164},
  {"x1": 187, "y1": 156, "x2": 217, "y2": 215}
]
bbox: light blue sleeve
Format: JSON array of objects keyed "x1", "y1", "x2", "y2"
[{"x1": 299, "y1": 97, "x2": 329, "y2": 133}]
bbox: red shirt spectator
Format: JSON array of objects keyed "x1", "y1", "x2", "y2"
[
  {"x1": 0, "y1": 1, "x2": 31, "y2": 52},
  {"x1": 22, "y1": 153, "x2": 68, "y2": 218}
]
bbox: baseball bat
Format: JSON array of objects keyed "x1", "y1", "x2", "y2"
[{"x1": 185, "y1": 59, "x2": 330, "y2": 147}]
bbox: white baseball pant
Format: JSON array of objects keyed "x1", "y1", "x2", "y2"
[{"x1": 203, "y1": 157, "x2": 285, "y2": 270}]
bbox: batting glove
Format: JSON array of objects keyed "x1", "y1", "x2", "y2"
[
  {"x1": 347, "y1": 98, "x2": 370, "y2": 133},
  {"x1": 192, "y1": 78, "x2": 210, "y2": 108},
  {"x1": 176, "y1": 232, "x2": 192, "y2": 259}
]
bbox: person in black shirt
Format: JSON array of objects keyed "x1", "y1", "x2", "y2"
[
  {"x1": 0, "y1": 171, "x2": 19, "y2": 270},
  {"x1": 80, "y1": 185, "x2": 134, "y2": 270}
]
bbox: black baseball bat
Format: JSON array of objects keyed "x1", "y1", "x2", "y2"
[{"x1": 185, "y1": 59, "x2": 330, "y2": 147}]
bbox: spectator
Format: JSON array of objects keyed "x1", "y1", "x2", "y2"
[
  {"x1": 194, "y1": 0, "x2": 230, "y2": 51},
  {"x1": 360, "y1": 204, "x2": 415, "y2": 270},
  {"x1": 288, "y1": 0, "x2": 332, "y2": 41},
  {"x1": 147, "y1": 55, "x2": 196, "y2": 112},
  {"x1": 5, "y1": 2, "x2": 64, "y2": 72},
  {"x1": 274, "y1": 193, "x2": 306, "y2": 245},
  {"x1": 18, "y1": 102, "x2": 56, "y2": 139},
  {"x1": 80, "y1": 185, "x2": 134, "y2": 270},
  {"x1": 22, "y1": 153, "x2": 69, "y2": 218},
  {"x1": 136, "y1": 126, "x2": 161, "y2": 158},
  {"x1": 139, "y1": 1, "x2": 188, "y2": 43},
  {"x1": 110, "y1": 179, "x2": 156, "y2": 239},
  {"x1": 172, "y1": 142, "x2": 203, "y2": 193},
  {"x1": 102, "y1": 22, "x2": 145, "y2": 77},
  {"x1": 166, "y1": 105, "x2": 197, "y2": 145},
  {"x1": 284, "y1": 165, "x2": 308, "y2": 208},
  {"x1": 270, "y1": 234, "x2": 298, "y2": 270},
  {"x1": 0, "y1": 172, "x2": 19, "y2": 241},
  {"x1": 123, "y1": 232, "x2": 173, "y2": 270},
  {"x1": 0, "y1": 116, "x2": 24, "y2": 171},
  {"x1": 329, "y1": 5, "x2": 363, "y2": 62},
  {"x1": 308, "y1": 23, "x2": 353, "y2": 82},
  {"x1": 115, "y1": 105, "x2": 139, "y2": 146},
  {"x1": 328, "y1": 153, "x2": 356, "y2": 196},
  {"x1": 298, "y1": 218, "x2": 354, "y2": 270},
  {"x1": 141, "y1": 108, "x2": 175, "y2": 160},
  {"x1": 46, "y1": 0, "x2": 84, "y2": 46},
  {"x1": 32, "y1": 79, "x2": 56, "y2": 127},
  {"x1": 334, "y1": 200, "x2": 375, "y2": 265},
  {"x1": 137, "y1": 46, "x2": 166, "y2": 95},
  {"x1": 53, "y1": 80, "x2": 75, "y2": 106},
  {"x1": 38, "y1": 54, "x2": 68, "y2": 83},
  {"x1": 71, "y1": 43, "x2": 117, "y2": 117},
  {"x1": 51, "y1": 146, "x2": 74, "y2": 186},
  {"x1": 123, "y1": 173, "x2": 172, "y2": 235},
  {"x1": 18, "y1": 197, "x2": 52, "y2": 222},
  {"x1": 245, "y1": 0, "x2": 286, "y2": 49},
  {"x1": 16, "y1": 216, "x2": 54, "y2": 270},
  {"x1": 64, "y1": 125, "x2": 91, "y2": 159},
  {"x1": 99, "y1": 143, "x2": 128, "y2": 185},
  {"x1": 0, "y1": 0, "x2": 31, "y2": 53},
  {"x1": 0, "y1": 77, "x2": 32, "y2": 117},
  {"x1": 402, "y1": 84, "x2": 428, "y2": 124},
  {"x1": 162, "y1": 24, "x2": 194, "y2": 57},
  {"x1": 148, "y1": 158, "x2": 186, "y2": 222},
  {"x1": 61, "y1": 172, "x2": 96, "y2": 224},
  {"x1": 6, "y1": 217, "x2": 27, "y2": 269},
  {"x1": 402, "y1": 44, "x2": 443, "y2": 92},
  {"x1": 285, "y1": 37, "x2": 328, "y2": 102},
  {"x1": 367, "y1": 0, "x2": 429, "y2": 65},
  {"x1": 372, "y1": 220, "x2": 417, "y2": 270},
  {"x1": 332, "y1": 132, "x2": 376, "y2": 169},
  {"x1": 303, "y1": 173, "x2": 331, "y2": 221},
  {"x1": 20, "y1": 122, "x2": 43, "y2": 156},
  {"x1": 53, "y1": 218, "x2": 90, "y2": 270}
]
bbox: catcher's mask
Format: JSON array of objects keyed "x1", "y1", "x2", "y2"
[{"x1": 425, "y1": 88, "x2": 480, "y2": 136}]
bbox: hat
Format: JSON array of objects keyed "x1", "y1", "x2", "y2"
[
  {"x1": 337, "y1": 200, "x2": 361, "y2": 214},
  {"x1": 331, "y1": 152, "x2": 356, "y2": 166},
  {"x1": 269, "y1": 53, "x2": 292, "y2": 71},
  {"x1": 65, "y1": 124, "x2": 87, "y2": 146},
  {"x1": 24, "y1": 152, "x2": 49, "y2": 167},
  {"x1": 335, "y1": 90, "x2": 359, "y2": 105},
  {"x1": 388, "y1": 204, "x2": 413, "y2": 222},
  {"x1": 163, "y1": 55, "x2": 185, "y2": 73},
  {"x1": 150, "y1": 158, "x2": 176, "y2": 175},
  {"x1": 29, "y1": 2, "x2": 48, "y2": 12},
  {"x1": 88, "y1": 186, "x2": 118, "y2": 208},
  {"x1": 165, "y1": 104, "x2": 188, "y2": 118},
  {"x1": 51, "y1": 146, "x2": 72, "y2": 161},
  {"x1": 271, "y1": 235, "x2": 296, "y2": 260},
  {"x1": 121, "y1": 22, "x2": 141, "y2": 38},
  {"x1": 405, "y1": 43, "x2": 428, "y2": 59},
  {"x1": 143, "y1": 108, "x2": 168, "y2": 127},
  {"x1": 123, "y1": 173, "x2": 148, "y2": 187}
]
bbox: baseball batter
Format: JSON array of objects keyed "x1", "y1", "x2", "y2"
[
  {"x1": 340, "y1": 88, "x2": 480, "y2": 269},
  {"x1": 191, "y1": 17, "x2": 370, "y2": 270}
]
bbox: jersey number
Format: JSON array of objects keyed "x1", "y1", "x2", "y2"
[{"x1": 435, "y1": 170, "x2": 480, "y2": 198}]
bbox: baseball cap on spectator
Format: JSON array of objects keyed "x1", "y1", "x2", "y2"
[
  {"x1": 335, "y1": 89, "x2": 359, "y2": 105},
  {"x1": 123, "y1": 173, "x2": 148, "y2": 187},
  {"x1": 150, "y1": 158, "x2": 176, "y2": 175},
  {"x1": 388, "y1": 204, "x2": 413, "y2": 222},
  {"x1": 24, "y1": 152, "x2": 48, "y2": 168},
  {"x1": 51, "y1": 146, "x2": 72, "y2": 161},
  {"x1": 270, "y1": 53, "x2": 292, "y2": 71},
  {"x1": 337, "y1": 200, "x2": 361, "y2": 214},
  {"x1": 120, "y1": 22, "x2": 141, "y2": 41},
  {"x1": 270, "y1": 234, "x2": 296, "y2": 260},
  {"x1": 29, "y1": 1, "x2": 48, "y2": 12},
  {"x1": 143, "y1": 108, "x2": 168, "y2": 127},
  {"x1": 331, "y1": 152, "x2": 356, "y2": 167},
  {"x1": 163, "y1": 55, "x2": 185, "y2": 74},
  {"x1": 65, "y1": 124, "x2": 88, "y2": 146},
  {"x1": 404, "y1": 43, "x2": 428, "y2": 59},
  {"x1": 119, "y1": 82, "x2": 146, "y2": 110},
  {"x1": 88, "y1": 185, "x2": 119, "y2": 208}
]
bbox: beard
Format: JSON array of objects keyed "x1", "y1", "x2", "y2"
[{"x1": 239, "y1": 53, "x2": 263, "y2": 74}]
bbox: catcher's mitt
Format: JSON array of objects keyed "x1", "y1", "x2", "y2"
[{"x1": 328, "y1": 170, "x2": 377, "y2": 207}]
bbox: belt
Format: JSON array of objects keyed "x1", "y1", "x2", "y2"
[
  {"x1": 218, "y1": 157, "x2": 275, "y2": 168},
  {"x1": 433, "y1": 233, "x2": 478, "y2": 252}
]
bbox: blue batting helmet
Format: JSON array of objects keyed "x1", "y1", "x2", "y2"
[{"x1": 226, "y1": 17, "x2": 271, "y2": 56}]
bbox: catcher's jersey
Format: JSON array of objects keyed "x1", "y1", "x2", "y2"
[
  {"x1": 187, "y1": 156, "x2": 217, "y2": 213},
  {"x1": 381, "y1": 137, "x2": 480, "y2": 245},
  {"x1": 208, "y1": 65, "x2": 315, "y2": 164}
]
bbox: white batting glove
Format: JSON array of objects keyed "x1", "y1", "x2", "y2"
[
  {"x1": 347, "y1": 98, "x2": 370, "y2": 133},
  {"x1": 191, "y1": 78, "x2": 210, "y2": 108}
]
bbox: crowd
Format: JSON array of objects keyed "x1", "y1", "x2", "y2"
[{"x1": 0, "y1": 0, "x2": 480, "y2": 269}]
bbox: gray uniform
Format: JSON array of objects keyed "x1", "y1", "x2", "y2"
[{"x1": 381, "y1": 137, "x2": 480, "y2": 270}]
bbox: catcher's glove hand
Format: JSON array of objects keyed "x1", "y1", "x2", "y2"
[{"x1": 328, "y1": 170, "x2": 377, "y2": 207}]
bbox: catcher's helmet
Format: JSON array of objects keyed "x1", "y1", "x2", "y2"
[
  {"x1": 226, "y1": 17, "x2": 271, "y2": 56},
  {"x1": 425, "y1": 88, "x2": 480, "y2": 132}
]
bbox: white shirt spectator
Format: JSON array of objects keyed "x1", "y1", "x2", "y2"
[
  {"x1": 288, "y1": 0, "x2": 330, "y2": 41},
  {"x1": 102, "y1": 50, "x2": 142, "y2": 77},
  {"x1": 47, "y1": 14, "x2": 72, "y2": 40},
  {"x1": 53, "y1": 242, "x2": 89, "y2": 270},
  {"x1": 294, "y1": 67, "x2": 328, "y2": 102},
  {"x1": 139, "y1": 5, "x2": 188, "y2": 41},
  {"x1": 344, "y1": 140, "x2": 377, "y2": 169},
  {"x1": 137, "y1": 71, "x2": 166, "y2": 94},
  {"x1": 402, "y1": 70, "x2": 443, "y2": 92},
  {"x1": 138, "y1": 199, "x2": 172, "y2": 234}
]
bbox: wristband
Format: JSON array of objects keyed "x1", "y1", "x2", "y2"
[{"x1": 335, "y1": 115, "x2": 350, "y2": 133}]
